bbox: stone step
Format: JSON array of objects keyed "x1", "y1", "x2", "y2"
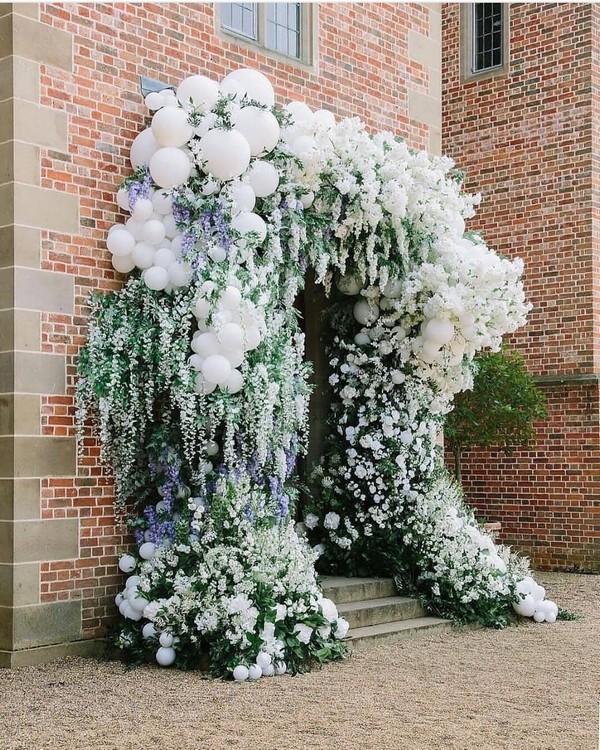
[
  {"x1": 321, "y1": 576, "x2": 396, "y2": 605},
  {"x1": 349, "y1": 616, "x2": 452, "y2": 649},
  {"x1": 337, "y1": 595, "x2": 427, "y2": 629}
]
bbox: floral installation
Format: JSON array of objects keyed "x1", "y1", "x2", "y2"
[{"x1": 77, "y1": 68, "x2": 557, "y2": 681}]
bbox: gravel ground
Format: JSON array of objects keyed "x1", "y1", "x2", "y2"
[{"x1": 1, "y1": 572, "x2": 598, "y2": 750}]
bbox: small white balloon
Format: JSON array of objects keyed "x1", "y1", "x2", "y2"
[
  {"x1": 194, "y1": 297, "x2": 211, "y2": 319},
  {"x1": 285, "y1": 101, "x2": 313, "y2": 123},
  {"x1": 130, "y1": 594, "x2": 150, "y2": 613},
  {"x1": 208, "y1": 245, "x2": 227, "y2": 263},
  {"x1": 231, "y1": 212, "x2": 267, "y2": 242},
  {"x1": 224, "y1": 349, "x2": 245, "y2": 368},
  {"x1": 256, "y1": 652, "x2": 272, "y2": 670},
  {"x1": 533, "y1": 610, "x2": 546, "y2": 623},
  {"x1": 107, "y1": 228, "x2": 135, "y2": 256},
  {"x1": 247, "y1": 663, "x2": 262, "y2": 681},
  {"x1": 219, "y1": 322, "x2": 244, "y2": 351},
  {"x1": 193, "y1": 332, "x2": 220, "y2": 358},
  {"x1": 300, "y1": 191, "x2": 314, "y2": 209},
  {"x1": 188, "y1": 354, "x2": 204, "y2": 371},
  {"x1": 132, "y1": 198, "x2": 154, "y2": 222},
  {"x1": 261, "y1": 663, "x2": 275, "y2": 677},
  {"x1": 513, "y1": 594, "x2": 536, "y2": 618},
  {"x1": 130, "y1": 128, "x2": 159, "y2": 168},
  {"x1": 118, "y1": 554, "x2": 136, "y2": 573},
  {"x1": 126, "y1": 218, "x2": 145, "y2": 241},
  {"x1": 152, "y1": 191, "x2": 172, "y2": 215},
  {"x1": 142, "y1": 219, "x2": 167, "y2": 246},
  {"x1": 202, "y1": 354, "x2": 232, "y2": 386},
  {"x1": 423, "y1": 318, "x2": 455, "y2": 346},
  {"x1": 546, "y1": 611, "x2": 557, "y2": 624},
  {"x1": 220, "y1": 286, "x2": 242, "y2": 310},
  {"x1": 125, "y1": 575, "x2": 140, "y2": 589},
  {"x1": 115, "y1": 592, "x2": 124, "y2": 607},
  {"x1": 313, "y1": 108, "x2": 336, "y2": 129},
  {"x1": 168, "y1": 261, "x2": 192, "y2": 287},
  {"x1": 354, "y1": 332, "x2": 371, "y2": 346},
  {"x1": 142, "y1": 622, "x2": 157, "y2": 639},
  {"x1": 233, "y1": 665, "x2": 249, "y2": 682},
  {"x1": 176, "y1": 75, "x2": 219, "y2": 111},
  {"x1": 116, "y1": 187, "x2": 131, "y2": 212},
  {"x1": 154, "y1": 247, "x2": 176, "y2": 268},
  {"x1": 531, "y1": 584, "x2": 546, "y2": 602},
  {"x1": 139, "y1": 541, "x2": 156, "y2": 560},
  {"x1": 149, "y1": 147, "x2": 192, "y2": 189},
  {"x1": 222, "y1": 368, "x2": 244, "y2": 394},
  {"x1": 337, "y1": 274, "x2": 362, "y2": 296},
  {"x1": 159, "y1": 632, "x2": 174, "y2": 648},
  {"x1": 230, "y1": 182, "x2": 256, "y2": 214},
  {"x1": 206, "y1": 440, "x2": 219, "y2": 456},
  {"x1": 194, "y1": 373, "x2": 216, "y2": 395},
  {"x1": 156, "y1": 646, "x2": 176, "y2": 666},
  {"x1": 274, "y1": 661, "x2": 287, "y2": 676},
  {"x1": 151, "y1": 106, "x2": 193, "y2": 147},
  {"x1": 245, "y1": 325, "x2": 261, "y2": 351},
  {"x1": 144, "y1": 265, "x2": 170, "y2": 291},
  {"x1": 111, "y1": 253, "x2": 135, "y2": 274},
  {"x1": 145, "y1": 91, "x2": 165, "y2": 111},
  {"x1": 246, "y1": 160, "x2": 279, "y2": 197},
  {"x1": 131, "y1": 242, "x2": 156, "y2": 270},
  {"x1": 353, "y1": 299, "x2": 380, "y2": 326},
  {"x1": 292, "y1": 135, "x2": 316, "y2": 158}
]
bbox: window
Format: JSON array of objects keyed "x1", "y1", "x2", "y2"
[
  {"x1": 461, "y1": 3, "x2": 508, "y2": 80},
  {"x1": 219, "y1": 3, "x2": 313, "y2": 65},
  {"x1": 472, "y1": 3, "x2": 503, "y2": 73}
]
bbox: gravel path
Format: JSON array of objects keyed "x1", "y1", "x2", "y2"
[{"x1": 1, "y1": 572, "x2": 598, "y2": 750}]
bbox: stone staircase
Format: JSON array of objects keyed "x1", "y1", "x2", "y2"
[{"x1": 322, "y1": 576, "x2": 452, "y2": 648}]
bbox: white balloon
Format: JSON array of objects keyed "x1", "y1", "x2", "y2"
[
  {"x1": 533, "y1": 610, "x2": 546, "y2": 623},
  {"x1": 199, "y1": 129, "x2": 251, "y2": 181},
  {"x1": 188, "y1": 353, "x2": 204, "y2": 371},
  {"x1": 232, "y1": 106, "x2": 280, "y2": 155},
  {"x1": 206, "y1": 440, "x2": 219, "y2": 456},
  {"x1": 246, "y1": 160, "x2": 279, "y2": 197},
  {"x1": 222, "y1": 368, "x2": 244, "y2": 394},
  {"x1": 156, "y1": 646, "x2": 176, "y2": 666},
  {"x1": 130, "y1": 128, "x2": 159, "y2": 168},
  {"x1": 107, "y1": 228, "x2": 135, "y2": 256},
  {"x1": 208, "y1": 245, "x2": 227, "y2": 263},
  {"x1": 531, "y1": 584, "x2": 546, "y2": 602},
  {"x1": 145, "y1": 91, "x2": 165, "y2": 111},
  {"x1": 224, "y1": 349, "x2": 245, "y2": 368},
  {"x1": 274, "y1": 661, "x2": 287, "y2": 676},
  {"x1": 293, "y1": 135, "x2": 316, "y2": 158},
  {"x1": 256, "y1": 652, "x2": 272, "y2": 669},
  {"x1": 132, "y1": 198, "x2": 154, "y2": 222},
  {"x1": 152, "y1": 190, "x2": 172, "y2": 215},
  {"x1": 201, "y1": 179, "x2": 219, "y2": 196},
  {"x1": 313, "y1": 108, "x2": 336, "y2": 128},
  {"x1": 337, "y1": 274, "x2": 361, "y2": 295},
  {"x1": 125, "y1": 575, "x2": 140, "y2": 589},
  {"x1": 353, "y1": 299, "x2": 380, "y2": 326},
  {"x1": 194, "y1": 373, "x2": 216, "y2": 395},
  {"x1": 221, "y1": 68, "x2": 275, "y2": 107},
  {"x1": 220, "y1": 322, "x2": 244, "y2": 351},
  {"x1": 132, "y1": 242, "x2": 156, "y2": 269},
  {"x1": 130, "y1": 594, "x2": 150, "y2": 613},
  {"x1": 300, "y1": 191, "x2": 314, "y2": 209},
  {"x1": 220, "y1": 286, "x2": 242, "y2": 310},
  {"x1": 116, "y1": 187, "x2": 130, "y2": 212},
  {"x1": 423, "y1": 318, "x2": 455, "y2": 346},
  {"x1": 247, "y1": 663, "x2": 263, "y2": 681},
  {"x1": 118, "y1": 600, "x2": 129, "y2": 616},
  {"x1": 112, "y1": 254, "x2": 135, "y2": 273},
  {"x1": 383, "y1": 279, "x2": 403, "y2": 298},
  {"x1": 144, "y1": 265, "x2": 169, "y2": 291},
  {"x1": 202, "y1": 354, "x2": 232, "y2": 386},
  {"x1": 193, "y1": 332, "x2": 220, "y2": 358},
  {"x1": 159, "y1": 632, "x2": 174, "y2": 648},
  {"x1": 154, "y1": 247, "x2": 176, "y2": 268},
  {"x1": 261, "y1": 663, "x2": 275, "y2": 677},
  {"x1": 163, "y1": 213, "x2": 178, "y2": 238},
  {"x1": 546, "y1": 611, "x2": 557, "y2": 624},
  {"x1": 176, "y1": 75, "x2": 219, "y2": 111},
  {"x1": 285, "y1": 101, "x2": 313, "y2": 122},
  {"x1": 118, "y1": 554, "x2": 136, "y2": 573},
  {"x1": 245, "y1": 325, "x2": 261, "y2": 351},
  {"x1": 139, "y1": 541, "x2": 156, "y2": 560},
  {"x1": 126, "y1": 218, "x2": 145, "y2": 241},
  {"x1": 513, "y1": 594, "x2": 535, "y2": 617},
  {"x1": 142, "y1": 219, "x2": 167, "y2": 246},
  {"x1": 151, "y1": 106, "x2": 193, "y2": 147},
  {"x1": 230, "y1": 182, "x2": 256, "y2": 214},
  {"x1": 142, "y1": 622, "x2": 157, "y2": 639},
  {"x1": 231, "y1": 212, "x2": 267, "y2": 242},
  {"x1": 354, "y1": 332, "x2": 371, "y2": 346},
  {"x1": 149, "y1": 147, "x2": 192, "y2": 189},
  {"x1": 194, "y1": 298, "x2": 211, "y2": 319},
  {"x1": 233, "y1": 665, "x2": 249, "y2": 682},
  {"x1": 168, "y1": 261, "x2": 192, "y2": 287}
]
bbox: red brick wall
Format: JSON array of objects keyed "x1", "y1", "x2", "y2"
[
  {"x1": 443, "y1": 2, "x2": 599, "y2": 571},
  {"x1": 36, "y1": 2, "x2": 438, "y2": 638}
]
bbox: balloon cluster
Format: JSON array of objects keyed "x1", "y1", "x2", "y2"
[
  {"x1": 513, "y1": 577, "x2": 559, "y2": 623},
  {"x1": 232, "y1": 652, "x2": 287, "y2": 682},
  {"x1": 190, "y1": 282, "x2": 264, "y2": 394}
]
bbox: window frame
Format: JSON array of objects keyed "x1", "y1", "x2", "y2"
[
  {"x1": 461, "y1": 3, "x2": 509, "y2": 82},
  {"x1": 216, "y1": 2, "x2": 316, "y2": 70}
]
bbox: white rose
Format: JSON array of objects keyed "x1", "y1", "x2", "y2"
[
  {"x1": 324, "y1": 512, "x2": 340, "y2": 530},
  {"x1": 294, "y1": 623, "x2": 313, "y2": 644},
  {"x1": 319, "y1": 597, "x2": 338, "y2": 622},
  {"x1": 305, "y1": 513, "x2": 319, "y2": 530},
  {"x1": 334, "y1": 617, "x2": 350, "y2": 639}
]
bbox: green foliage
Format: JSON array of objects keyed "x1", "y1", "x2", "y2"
[
  {"x1": 445, "y1": 348, "x2": 547, "y2": 478},
  {"x1": 556, "y1": 607, "x2": 580, "y2": 621}
]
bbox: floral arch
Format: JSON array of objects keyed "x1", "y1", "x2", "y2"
[{"x1": 77, "y1": 68, "x2": 555, "y2": 680}]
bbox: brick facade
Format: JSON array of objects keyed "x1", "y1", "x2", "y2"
[
  {"x1": 0, "y1": 2, "x2": 441, "y2": 664},
  {"x1": 442, "y1": 2, "x2": 599, "y2": 571}
]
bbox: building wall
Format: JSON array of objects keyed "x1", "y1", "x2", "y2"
[
  {"x1": 442, "y1": 2, "x2": 599, "y2": 571},
  {"x1": 0, "y1": 2, "x2": 442, "y2": 665}
]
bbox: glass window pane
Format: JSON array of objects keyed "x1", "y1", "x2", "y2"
[
  {"x1": 221, "y1": 3, "x2": 257, "y2": 40},
  {"x1": 265, "y1": 2, "x2": 301, "y2": 58},
  {"x1": 472, "y1": 3, "x2": 503, "y2": 72}
]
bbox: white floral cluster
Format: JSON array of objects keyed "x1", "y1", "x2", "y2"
[{"x1": 115, "y1": 475, "x2": 349, "y2": 677}]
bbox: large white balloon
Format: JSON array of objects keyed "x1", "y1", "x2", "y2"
[
  {"x1": 130, "y1": 128, "x2": 159, "y2": 169},
  {"x1": 199, "y1": 129, "x2": 251, "y2": 181},
  {"x1": 232, "y1": 106, "x2": 280, "y2": 155},
  {"x1": 246, "y1": 160, "x2": 280, "y2": 197},
  {"x1": 231, "y1": 212, "x2": 267, "y2": 242},
  {"x1": 221, "y1": 68, "x2": 275, "y2": 108},
  {"x1": 176, "y1": 75, "x2": 219, "y2": 111},
  {"x1": 202, "y1": 354, "x2": 232, "y2": 386},
  {"x1": 149, "y1": 147, "x2": 192, "y2": 189},
  {"x1": 151, "y1": 107, "x2": 193, "y2": 148}
]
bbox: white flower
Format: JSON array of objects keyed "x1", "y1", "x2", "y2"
[
  {"x1": 318, "y1": 597, "x2": 338, "y2": 622},
  {"x1": 275, "y1": 603, "x2": 287, "y2": 622},
  {"x1": 334, "y1": 617, "x2": 350, "y2": 639},
  {"x1": 305, "y1": 513, "x2": 319, "y2": 530},
  {"x1": 324, "y1": 512, "x2": 340, "y2": 530},
  {"x1": 294, "y1": 623, "x2": 313, "y2": 644}
]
